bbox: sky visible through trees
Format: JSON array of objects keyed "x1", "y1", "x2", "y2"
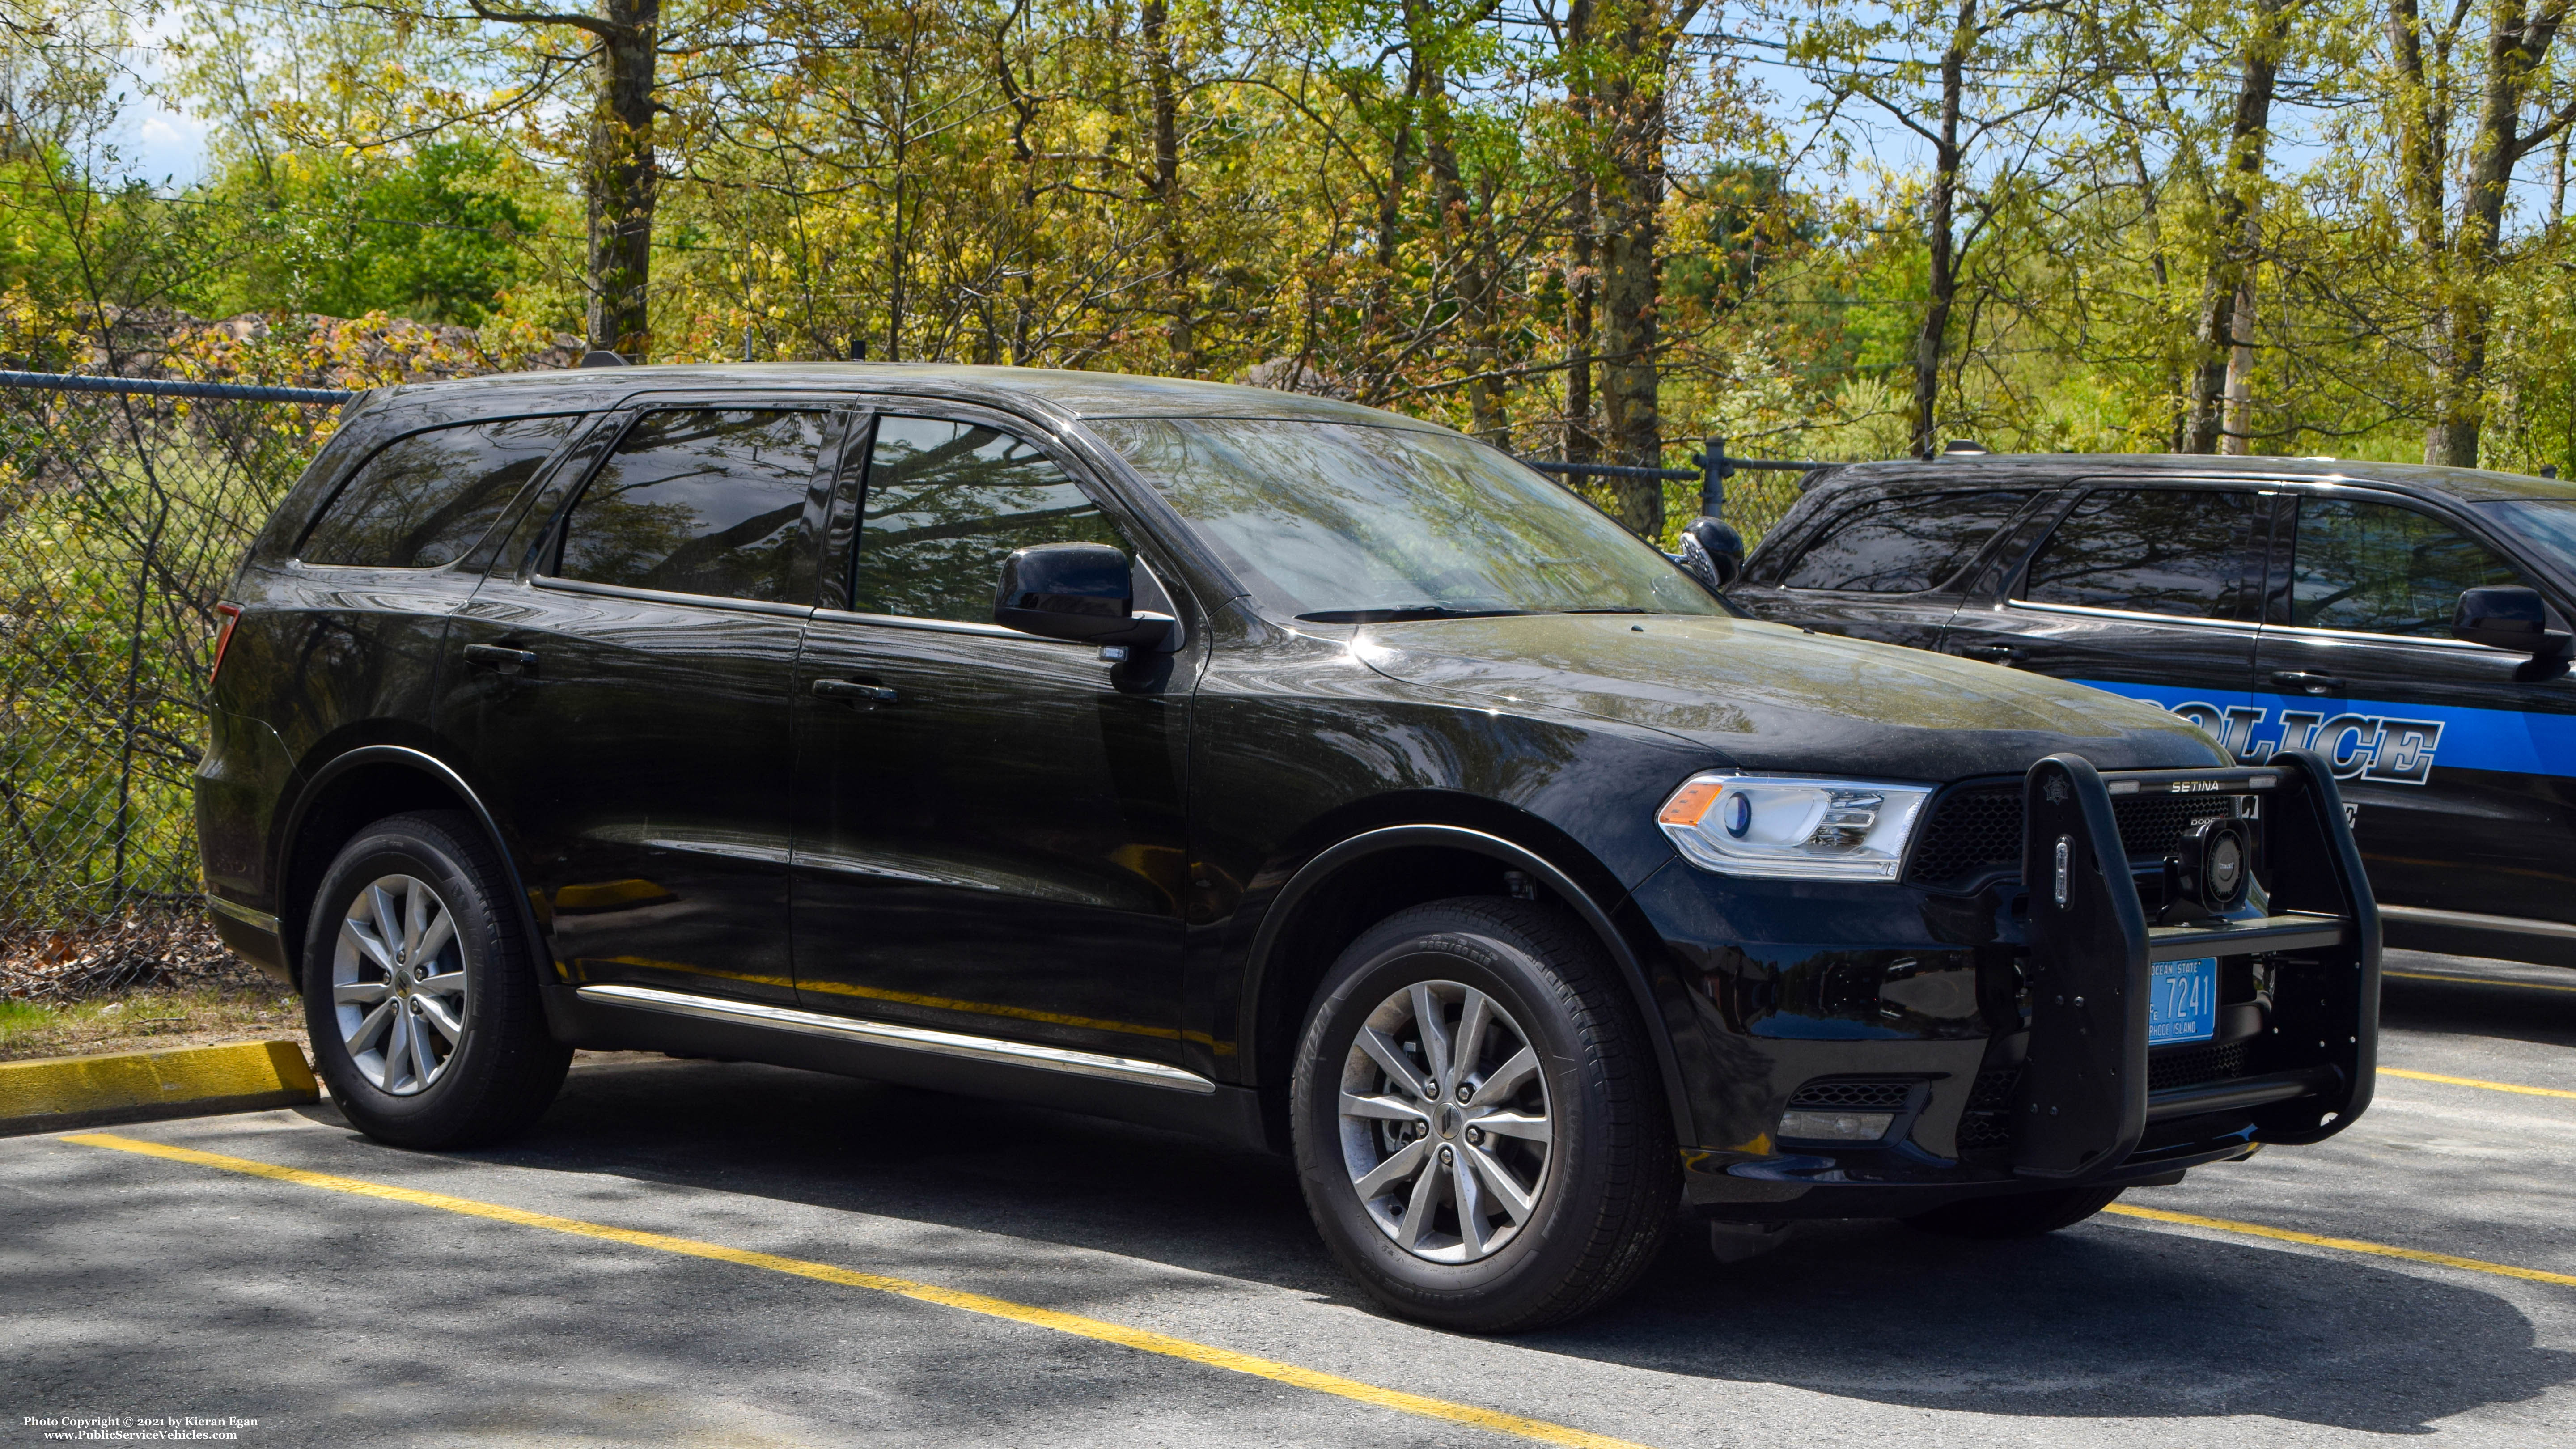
[{"x1": 11, "y1": 0, "x2": 2576, "y2": 539}]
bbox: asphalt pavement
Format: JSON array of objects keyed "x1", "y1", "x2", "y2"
[{"x1": 5, "y1": 948, "x2": 2573, "y2": 1448}]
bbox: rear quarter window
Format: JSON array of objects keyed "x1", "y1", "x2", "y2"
[
  {"x1": 1771, "y1": 489, "x2": 2034, "y2": 593},
  {"x1": 299, "y1": 415, "x2": 583, "y2": 568}
]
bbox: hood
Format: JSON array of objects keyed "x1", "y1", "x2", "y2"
[{"x1": 1351, "y1": 613, "x2": 2224, "y2": 781}]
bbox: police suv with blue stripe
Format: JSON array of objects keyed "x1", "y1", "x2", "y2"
[{"x1": 1724, "y1": 454, "x2": 2576, "y2": 969}]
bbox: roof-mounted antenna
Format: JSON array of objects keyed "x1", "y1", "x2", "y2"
[{"x1": 577, "y1": 350, "x2": 628, "y2": 369}]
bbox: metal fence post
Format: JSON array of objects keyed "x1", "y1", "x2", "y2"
[{"x1": 1701, "y1": 436, "x2": 1727, "y2": 520}]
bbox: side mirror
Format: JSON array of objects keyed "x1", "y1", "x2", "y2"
[
  {"x1": 2453, "y1": 585, "x2": 2572, "y2": 657},
  {"x1": 994, "y1": 543, "x2": 1174, "y2": 649},
  {"x1": 1675, "y1": 516, "x2": 1745, "y2": 592}
]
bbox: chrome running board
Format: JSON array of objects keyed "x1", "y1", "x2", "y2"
[{"x1": 574, "y1": 983, "x2": 1216, "y2": 1094}]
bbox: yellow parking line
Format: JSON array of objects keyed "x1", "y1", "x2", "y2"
[
  {"x1": 2105, "y1": 1203, "x2": 2576, "y2": 1288},
  {"x1": 65, "y1": 1133, "x2": 1649, "y2": 1449},
  {"x1": 2385, "y1": 969, "x2": 2576, "y2": 995},
  {"x1": 2381, "y1": 1067, "x2": 2576, "y2": 1100}
]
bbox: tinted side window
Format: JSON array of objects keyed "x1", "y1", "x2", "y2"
[
  {"x1": 2023, "y1": 488, "x2": 2261, "y2": 619},
  {"x1": 2292, "y1": 498, "x2": 2525, "y2": 636},
  {"x1": 555, "y1": 410, "x2": 824, "y2": 602},
  {"x1": 852, "y1": 416, "x2": 1130, "y2": 622},
  {"x1": 300, "y1": 416, "x2": 579, "y2": 568},
  {"x1": 1777, "y1": 489, "x2": 2032, "y2": 593}
]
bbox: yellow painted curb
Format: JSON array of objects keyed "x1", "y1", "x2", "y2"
[{"x1": 0, "y1": 1039, "x2": 317, "y2": 1134}]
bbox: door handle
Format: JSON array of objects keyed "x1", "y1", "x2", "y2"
[
  {"x1": 463, "y1": 643, "x2": 538, "y2": 676},
  {"x1": 812, "y1": 678, "x2": 898, "y2": 707},
  {"x1": 1959, "y1": 644, "x2": 2024, "y2": 663},
  {"x1": 2270, "y1": 670, "x2": 2343, "y2": 697}
]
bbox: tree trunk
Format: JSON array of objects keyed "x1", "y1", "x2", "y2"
[
  {"x1": 2553, "y1": 127, "x2": 2570, "y2": 237},
  {"x1": 2220, "y1": 278, "x2": 2256, "y2": 455},
  {"x1": 2182, "y1": 0, "x2": 2288, "y2": 453},
  {"x1": 1415, "y1": 26, "x2": 1506, "y2": 447},
  {"x1": 1563, "y1": 0, "x2": 1599, "y2": 464},
  {"x1": 584, "y1": 0, "x2": 660, "y2": 359},
  {"x1": 995, "y1": 6, "x2": 1042, "y2": 363},
  {"x1": 1600, "y1": 0, "x2": 1666, "y2": 538},
  {"x1": 2423, "y1": 6, "x2": 2542, "y2": 469},
  {"x1": 1911, "y1": 3, "x2": 1969, "y2": 461},
  {"x1": 1142, "y1": 0, "x2": 1193, "y2": 373}
]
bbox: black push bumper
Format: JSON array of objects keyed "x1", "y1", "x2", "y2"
[
  {"x1": 1685, "y1": 747, "x2": 2378, "y2": 1217},
  {"x1": 2017, "y1": 747, "x2": 2377, "y2": 1176}
]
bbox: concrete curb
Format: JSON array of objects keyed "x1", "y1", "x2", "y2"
[{"x1": 0, "y1": 1039, "x2": 319, "y2": 1136}]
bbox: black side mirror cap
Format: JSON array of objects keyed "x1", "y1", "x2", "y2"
[
  {"x1": 994, "y1": 542, "x2": 1174, "y2": 648},
  {"x1": 1676, "y1": 515, "x2": 1745, "y2": 592},
  {"x1": 2453, "y1": 584, "x2": 2572, "y2": 657}
]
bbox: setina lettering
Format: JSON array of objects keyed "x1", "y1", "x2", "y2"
[{"x1": 2167, "y1": 700, "x2": 2443, "y2": 785}]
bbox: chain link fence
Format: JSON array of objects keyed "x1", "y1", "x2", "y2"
[
  {"x1": 0, "y1": 379, "x2": 346, "y2": 996},
  {"x1": 1704, "y1": 465, "x2": 1811, "y2": 548},
  {"x1": 0, "y1": 304, "x2": 565, "y2": 1000}
]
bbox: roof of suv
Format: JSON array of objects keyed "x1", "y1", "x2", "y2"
[
  {"x1": 1806, "y1": 452, "x2": 2576, "y2": 506},
  {"x1": 373, "y1": 362, "x2": 1449, "y2": 432}
]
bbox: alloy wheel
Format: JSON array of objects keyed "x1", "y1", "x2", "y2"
[
  {"x1": 330, "y1": 873, "x2": 470, "y2": 1096},
  {"x1": 1336, "y1": 979, "x2": 1554, "y2": 1264}
]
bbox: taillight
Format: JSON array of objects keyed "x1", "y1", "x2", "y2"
[{"x1": 209, "y1": 603, "x2": 244, "y2": 685}]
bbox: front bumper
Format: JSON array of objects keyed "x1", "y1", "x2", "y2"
[{"x1": 1636, "y1": 748, "x2": 2379, "y2": 1219}]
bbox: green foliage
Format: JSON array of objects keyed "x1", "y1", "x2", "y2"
[
  {"x1": 0, "y1": 997, "x2": 54, "y2": 1033},
  {"x1": 182, "y1": 141, "x2": 550, "y2": 326}
]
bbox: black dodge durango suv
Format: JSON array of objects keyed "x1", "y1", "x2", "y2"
[{"x1": 197, "y1": 364, "x2": 2380, "y2": 1331}]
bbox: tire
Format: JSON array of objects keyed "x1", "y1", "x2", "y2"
[
  {"x1": 301, "y1": 811, "x2": 570, "y2": 1148},
  {"x1": 1290, "y1": 898, "x2": 1676, "y2": 1333},
  {"x1": 1905, "y1": 1184, "x2": 2126, "y2": 1240}
]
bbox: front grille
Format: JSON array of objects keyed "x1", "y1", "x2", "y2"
[
  {"x1": 1966, "y1": 1066, "x2": 2021, "y2": 1109},
  {"x1": 2148, "y1": 1039, "x2": 2250, "y2": 1093},
  {"x1": 2111, "y1": 795, "x2": 2240, "y2": 860},
  {"x1": 1955, "y1": 1066, "x2": 2021, "y2": 1153},
  {"x1": 1788, "y1": 1078, "x2": 1915, "y2": 1110},
  {"x1": 1908, "y1": 786, "x2": 2022, "y2": 887},
  {"x1": 1907, "y1": 783, "x2": 2242, "y2": 888},
  {"x1": 1956, "y1": 1114, "x2": 2015, "y2": 1152}
]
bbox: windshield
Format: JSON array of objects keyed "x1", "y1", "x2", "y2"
[
  {"x1": 2479, "y1": 498, "x2": 2576, "y2": 577},
  {"x1": 1089, "y1": 417, "x2": 1722, "y2": 621}
]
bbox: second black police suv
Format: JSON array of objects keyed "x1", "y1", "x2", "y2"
[
  {"x1": 1729, "y1": 454, "x2": 2576, "y2": 970},
  {"x1": 195, "y1": 367, "x2": 2378, "y2": 1332}
]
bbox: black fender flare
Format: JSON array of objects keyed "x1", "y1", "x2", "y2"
[
  {"x1": 1240, "y1": 823, "x2": 1695, "y2": 1146},
  {"x1": 274, "y1": 744, "x2": 547, "y2": 987}
]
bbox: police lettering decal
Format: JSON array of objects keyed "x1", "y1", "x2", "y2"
[
  {"x1": 2167, "y1": 702, "x2": 2442, "y2": 784},
  {"x1": 2069, "y1": 680, "x2": 2576, "y2": 785}
]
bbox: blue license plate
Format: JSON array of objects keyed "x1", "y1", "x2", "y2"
[{"x1": 2149, "y1": 957, "x2": 2219, "y2": 1044}]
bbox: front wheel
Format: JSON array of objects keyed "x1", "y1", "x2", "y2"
[
  {"x1": 301, "y1": 811, "x2": 569, "y2": 1148},
  {"x1": 1290, "y1": 898, "x2": 1675, "y2": 1333}
]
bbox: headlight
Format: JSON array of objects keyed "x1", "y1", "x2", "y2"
[{"x1": 1656, "y1": 773, "x2": 1934, "y2": 881}]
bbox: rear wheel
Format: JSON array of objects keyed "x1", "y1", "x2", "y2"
[
  {"x1": 1905, "y1": 1185, "x2": 2125, "y2": 1239},
  {"x1": 301, "y1": 811, "x2": 568, "y2": 1148},
  {"x1": 1291, "y1": 898, "x2": 1675, "y2": 1333}
]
